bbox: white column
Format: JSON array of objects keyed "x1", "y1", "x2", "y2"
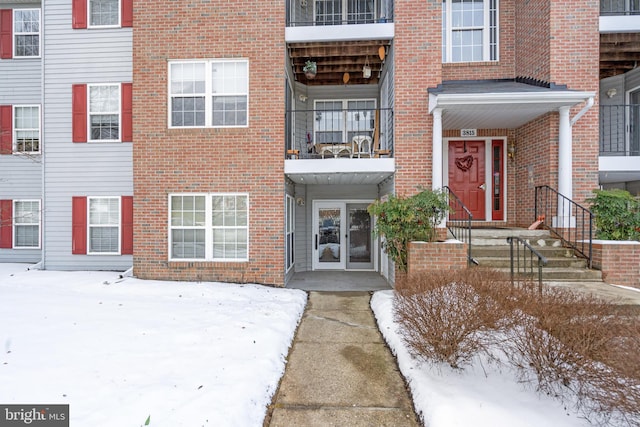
[
  {"x1": 432, "y1": 108, "x2": 443, "y2": 191},
  {"x1": 557, "y1": 106, "x2": 573, "y2": 228}
]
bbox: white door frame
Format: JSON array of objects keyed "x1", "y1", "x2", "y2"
[
  {"x1": 312, "y1": 199, "x2": 378, "y2": 271},
  {"x1": 443, "y1": 137, "x2": 508, "y2": 222}
]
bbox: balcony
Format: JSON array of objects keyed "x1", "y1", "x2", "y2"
[
  {"x1": 599, "y1": 104, "x2": 640, "y2": 185},
  {"x1": 601, "y1": 0, "x2": 640, "y2": 15},
  {"x1": 285, "y1": 1, "x2": 394, "y2": 86},
  {"x1": 285, "y1": 107, "x2": 393, "y2": 159},
  {"x1": 286, "y1": 0, "x2": 394, "y2": 27},
  {"x1": 600, "y1": 0, "x2": 640, "y2": 35},
  {"x1": 600, "y1": 104, "x2": 640, "y2": 156},
  {"x1": 284, "y1": 106, "x2": 395, "y2": 185}
]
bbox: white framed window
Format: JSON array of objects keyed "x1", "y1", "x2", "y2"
[
  {"x1": 14, "y1": 9, "x2": 40, "y2": 58},
  {"x1": 285, "y1": 195, "x2": 295, "y2": 271},
  {"x1": 442, "y1": 0, "x2": 498, "y2": 63},
  {"x1": 88, "y1": 83, "x2": 121, "y2": 142},
  {"x1": 13, "y1": 105, "x2": 40, "y2": 154},
  {"x1": 169, "y1": 193, "x2": 249, "y2": 261},
  {"x1": 89, "y1": 0, "x2": 120, "y2": 28},
  {"x1": 314, "y1": 99, "x2": 376, "y2": 144},
  {"x1": 13, "y1": 200, "x2": 40, "y2": 249},
  {"x1": 169, "y1": 59, "x2": 248, "y2": 128},
  {"x1": 88, "y1": 197, "x2": 121, "y2": 254}
]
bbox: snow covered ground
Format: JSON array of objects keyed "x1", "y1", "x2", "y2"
[
  {"x1": 0, "y1": 263, "x2": 307, "y2": 426},
  {"x1": 371, "y1": 290, "x2": 590, "y2": 427},
  {"x1": 1, "y1": 263, "x2": 600, "y2": 427}
]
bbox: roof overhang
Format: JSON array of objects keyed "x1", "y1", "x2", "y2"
[{"x1": 429, "y1": 82, "x2": 595, "y2": 130}]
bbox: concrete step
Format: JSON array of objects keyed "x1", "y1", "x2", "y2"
[
  {"x1": 470, "y1": 237, "x2": 562, "y2": 246},
  {"x1": 471, "y1": 245, "x2": 575, "y2": 258},
  {"x1": 474, "y1": 256, "x2": 588, "y2": 269},
  {"x1": 491, "y1": 267, "x2": 603, "y2": 282},
  {"x1": 468, "y1": 228, "x2": 551, "y2": 239}
]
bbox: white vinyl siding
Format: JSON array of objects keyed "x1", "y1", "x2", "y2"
[
  {"x1": 88, "y1": 197, "x2": 121, "y2": 254},
  {"x1": 89, "y1": 0, "x2": 120, "y2": 28},
  {"x1": 13, "y1": 200, "x2": 40, "y2": 249},
  {"x1": 169, "y1": 193, "x2": 249, "y2": 262},
  {"x1": 286, "y1": 195, "x2": 295, "y2": 272},
  {"x1": 169, "y1": 59, "x2": 248, "y2": 128},
  {"x1": 41, "y1": 0, "x2": 132, "y2": 271},
  {"x1": 442, "y1": 0, "x2": 498, "y2": 63},
  {"x1": 13, "y1": 9, "x2": 40, "y2": 58},
  {"x1": 88, "y1": 83, "x2": 121, "y2": 142}
]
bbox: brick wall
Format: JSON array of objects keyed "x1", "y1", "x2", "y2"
[
  {"x1": 515, "y1": 0, "x2": 551, "y2": 81},
  {"x1": 132, "y1": 0, "x2": 286, "y2": 285},
  {"x1": 549, "y1": 0, "x2": 600, "y2": 207},
  {"x1": 393, "y1": 0, "x2": 442, "y2": 196},
  {"x1": 442, "y1": 0, "x2": 515, "y2": 81},
  {"x1": 514, "y1": 114, "x2": 558, "y2": 226},
  {"x1": 407, "y1": 241, "x2": 468, "y2": 275},
  {"x1": 592, "y1": 242, "x2": 640, "y2": 289}
]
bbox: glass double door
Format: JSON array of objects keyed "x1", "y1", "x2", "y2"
[{"x1": 313, "y1": 202, "x2": 374, "y2": 270}]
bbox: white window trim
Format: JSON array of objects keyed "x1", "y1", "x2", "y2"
[
  {"x1": 13, "y1": 8, "x2": 41, "y2": 59},
  {"x1": 167, "y1": 59, "x2": 250, "y2": 129},
  {"x1": 87, "y1": 83, "x2": 121, "y2": 143},
  {"x1": 12, "y1": 105, "x2": 41, "y2": 154},
  {"x1": 442, "y1": 0, "x2": 499, "y2": 63},
  {"x1": 168, "y1": 193, "x2": 250, "y2": 262},
  {"x1": 285, "y1": 194, "x2": 295, "y2": 272},
  {"x1": 87, "y1": 0, "x2": 122, "y2": 29},
  {"x1": 12, "y1": 199, "x2": 41, "y2": 249},
  {"x1": 313, "y1": 98, "x2": 377, "y2": 144},
  {"x1": 87, "y1": 196, "x2": 121, "y2": 255}
]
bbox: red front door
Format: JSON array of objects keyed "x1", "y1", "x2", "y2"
[{"x1": 448, "y1": 141, "x2": 485, "y2": 220}]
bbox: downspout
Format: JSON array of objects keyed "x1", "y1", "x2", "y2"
[{"x1": 570, "y1": 96, "x2": 595, "y2": 127}]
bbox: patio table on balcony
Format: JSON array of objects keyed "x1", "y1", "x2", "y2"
[{"x1": 317, "y1": 143, "x2": 353, "y2": 158}]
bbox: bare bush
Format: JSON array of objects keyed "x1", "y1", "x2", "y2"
[
  {"x1": 394, "y1": 268, "x2": 640, "y2": 425},
  {"x1": 503, "y1": 285, "x2": 640, "y2": 426},
  {"x1": 394, "y1": 268, "x2": 511, "y2": 369}
]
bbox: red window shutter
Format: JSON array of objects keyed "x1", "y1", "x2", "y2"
[
  {"x1": 121, "y1": 83, "x2": 133, "y2": 142},
  {"x1": 0, "y1": 200, "x2": 13, "y2": 249},
  {"x1": 0, "y1": 105, "x2": 12, "y2": 154},
  {"x1": 121, "y1": 0, "x2": 133, "y2": 28},
  {"x1": 0, "y1": 9, "x2": 12, "y2": 59},
  {"x1": 121, "y1": 196, "x2": 133, "y2": 255},
  {"x1": 72, "y1": 196, "x2": 87, "y2": 254},
  {"x1": 72, "y1": 0, "x2": 87, "y2": 29},
  {"x1": 72, "y1": 84, "x2": 87, "y2": 143}
]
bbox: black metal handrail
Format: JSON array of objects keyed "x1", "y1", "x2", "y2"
[
  {"x1": 286, "y1": 0, "x2": 394, "y2": 26},
  {"x1": 534, "y1": 185, "x2": 593, "y2": 268},
  {"x1": 507, "y1": 236, "x2": 548, "y2": 292},
  {"x1": 599, "y1": 104, "x2": 640, "y2": 156},
  {"x1": 600, "y1": 0, "x2": 640, "y2": 15},
  {"x1": 443, "y1": 186, "x2": 474, "y2": 265}
]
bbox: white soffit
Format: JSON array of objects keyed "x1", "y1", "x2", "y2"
[{"x1": 429, "y1": 91, "x2": 595, "y2": 130}]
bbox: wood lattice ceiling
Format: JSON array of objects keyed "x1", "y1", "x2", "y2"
[
  {"x1": 600, "y1": 32, "x2": 640, "y2": 79},
  {"x1": 288, "y1": 40, "x2": 391, "y2": 86}
]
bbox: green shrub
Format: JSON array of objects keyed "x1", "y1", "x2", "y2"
[
  {"x1": 368, "y1": 189, "x2": 450, "y2": 272},
  {"x1": 587, "y1": 189, "x2": 640, "y2": 241}
]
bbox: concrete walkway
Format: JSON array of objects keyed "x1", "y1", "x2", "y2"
[{"x1": 267, "y1": 291, "x2": 419, "y2": 427}]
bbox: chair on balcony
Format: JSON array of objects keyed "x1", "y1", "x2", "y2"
[{"x1": 352, "y1": 135, "x2": 373, "y2": 158}]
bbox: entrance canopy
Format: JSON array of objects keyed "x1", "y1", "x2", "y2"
[{"x1": 428, "y1": 80, "x2": 594, "y2": 129}]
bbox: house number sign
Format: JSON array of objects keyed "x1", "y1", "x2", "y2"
[{"x1": 460, "y1": 129, "x2": 477, "y2": 137}]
